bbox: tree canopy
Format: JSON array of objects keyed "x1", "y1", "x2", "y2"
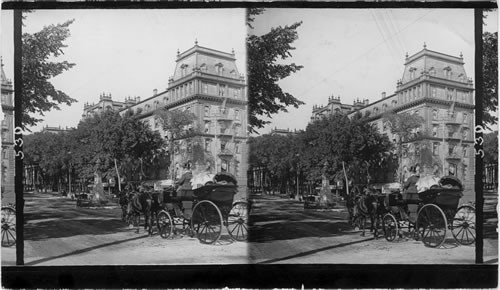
[
  {"x1": 22, "y1": 17, "x2": 77, "y2": 129},
  {"x1": 249, "y1": 112, "x2": 393, "y2": 193},
  {"x1": 24, "y1": 111, "x2": 164, "y2": 192},
  {"x1": 482, "y1": 31, "x2": 498, "y2": 129},
  {"x1": 247, "y1": 8, "x2": 304, "y2": 133}
]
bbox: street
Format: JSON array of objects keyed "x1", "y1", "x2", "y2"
[
  {"x1": 2, "y1": 191, "x2": 497, "y2": 266},
  {"x1": 1, "y1": 191, "x2": 247, "y2": 266},
  {"x1": 248, "y1": 193, "x2": 497, "y2": 264}
]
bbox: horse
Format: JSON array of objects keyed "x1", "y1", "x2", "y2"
[
  {"x1": 350, "y1": 187, "x2": 380, "y2": 237},
  {"x1": 126, "y1": 188, "x2": 163, "y2": 236}
]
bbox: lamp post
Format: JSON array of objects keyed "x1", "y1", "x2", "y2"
[
  {"x1": 295, "y1": 154, "x2": 301, "y2": 201},
  {"x1": 67, "y1": 151, "x2": 72, "y2": 196}
]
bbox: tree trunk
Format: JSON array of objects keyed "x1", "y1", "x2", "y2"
[
  {"x1": 342, "y1": 161, "x2": 349, "y2": 197},
  {"x1": 114, "y1": 158, "x2": 122, "y2": 192}
]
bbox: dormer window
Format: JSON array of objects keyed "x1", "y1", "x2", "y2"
[
  {"x1": 429, "y1": 67, "x2": 436, "y2": 76},
  {"x1": 163, "y1": 97, "x2": 169, "y2": 104},
  {"x1": 374, "y1": 107, "x2": 379, "y2": 114},
  {"x1": 432, "y1": 109, "x2": 438, "y2": 120},
  {"x1": 145, "y1": 104, "x2": 150, "y2": 111},
  {"x1": 458, "y1": 73, "x2": 465, "y2": 82},
  {"x1": 200, "y1": 63, "x2": 207, "y2": 72},
  {"x1": 154, "y1": 101, "x2": 159, "y2": 110},
  {"x1": 230, "y1": 69, "x2": 236, "y2": 78},
  {"x1": 409, "y1": 67, "x2": 417, "y2": 80},
  {"x1": 443, "y1": 67, "x2": 452, "y2": 79},
  {"x1": 382, "y1": 104, "x2": 388, "y2": 112},
  {"x1": 215, "y1": 63, "x2": 224, "y2": 75},
  {"x1": 392, "y1": 100, "x2": 397, "y2": 107},
  {"x1": 180, "y1": 64, "x2": 189, "y2": 77}
]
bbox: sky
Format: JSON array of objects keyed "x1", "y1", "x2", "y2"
[
  {"x1": 251, "y1": 8, "x2": 498, "y2": 135},
  {"x1": 1, "y1": 9, "x2": 247, "y2": 132}
]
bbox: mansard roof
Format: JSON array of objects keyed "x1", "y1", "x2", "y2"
[{"x1": 401, "y1": 46, "x2": 469, "y2": 85}]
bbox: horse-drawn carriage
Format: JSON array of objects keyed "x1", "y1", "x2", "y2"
[
  {"x1": 382, "y1": 176, "x2": 475, "y2": 248},
  {"x1": 124, "y1": 173, "x2": 249, "y2": 245},
  {"x1": 1, "y1": 204, "x2": 16, "y2": 247},
  {"x1": 157, "y1": 181, "x2": 249, "y2": 244}
]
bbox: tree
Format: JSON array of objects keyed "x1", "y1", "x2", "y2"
[
  {"x1": 483, "y1": 131, "x2": 498, "y2": 165},
  {"x1": 482, "y1": 31, "x2": 498, "y2": 129},
  {"x1": 247, "y1": 9, "x2": 304, "y2": 133},
  {"x1": 155, "y1": 109, "x2": 197, "y2": 178},
  {"x1": 249, "y1": 133, "x2": 300, "y2": 195},
  {"x1": 302, "y1": 112, "x2": 392, "y2": 186},
  {"x1": 383, "y1": 112, "x2": 427, "y2": 181},
  {"x1": 22, "y1": 17, "x2": 77, "y2": 128}
]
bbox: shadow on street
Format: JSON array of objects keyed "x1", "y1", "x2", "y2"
[{"x1": 248, "y1": 194, "x2": 365, "y2": 243}]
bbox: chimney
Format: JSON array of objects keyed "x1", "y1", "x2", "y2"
[
  {"x1": 153, "y1": 89, "x2": 158, "y2": 96},
  {"x1": 136, "y1": 96, "x2": 141, "y2": 102},
  {"x1": 382, "y1": 92, "x2": 386, "y2": 99}
]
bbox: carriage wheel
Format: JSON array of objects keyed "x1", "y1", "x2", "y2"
[
  {"x1": 227, "y1": 201, "x2": 249, "y2": 241},
  {"x1": 451, "y1": 205, "x2": 475, "y2": 245},
  {"x1": 1, "y1": 207, "x2": 16, "y2": 247},
  {"x1": 382, "y1": 213, "x2": 398, "y2": 242},
  {"x1": 157, "y1": 210, "x2": 173, "y2": 239},
  {"x1": 191, "y1": 200, "x2": 223, "y2": 244},
  {"x1": 416, "y1": 204, "x2": 447, "y2": 248}
]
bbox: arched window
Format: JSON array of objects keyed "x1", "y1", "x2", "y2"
[
  {"x1": 432, "y1": 109, "x2": 438, "y2": 120},
  {"x1": 204, "y1": 121, "x2": 210, "y2": 133},
  {"x1": 205, "y1": 138, "x2": 211, "y2": 152},
  {"x1": 432, "y1": 142, "x2": 439, "y2": 156},
  {"x1": 432, "y1": 125, "x2": 438, "y2": 137}
]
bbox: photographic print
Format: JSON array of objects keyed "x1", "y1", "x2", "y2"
[
  {"x1": 0, "y1": 4, "x2": 498, "y2": 288},
  {"x1": 246, "y1": 8, "x2": 498, "y2": 264},
  {"x1": 2, "y1": 8, "x2": 249, "y2": 266}
]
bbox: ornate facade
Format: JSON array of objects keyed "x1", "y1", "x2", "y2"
[
  {"x1": 311, "y1": 46, "x2": 475, "y2": 195},
  {"x1": 117, "y1": 43, "x2": 248, "y2": 196},
  {"x1": 82, "y1": 92, "x2": 138, "y2": 118},
  {"x1": 1, "y1": 59, "x2": 15, "y2": 203}
]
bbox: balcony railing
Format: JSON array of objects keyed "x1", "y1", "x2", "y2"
[
  {"x1": 444, "y1": 114, "x2": 462, "y2": 125},
  {"x1": 445, "y1": 153, "x2": 462, "y2": 160}
]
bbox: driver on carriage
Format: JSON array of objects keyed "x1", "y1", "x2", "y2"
[{"x1": 403, "y1": 164, "x2": 420, "y2": 222}]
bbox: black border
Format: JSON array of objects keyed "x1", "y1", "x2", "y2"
[
  {"x1": 1, "y1": 1, "x2": 499, "y2": 9},
  {"x1": 2, "y1": 1, "x2": 498, "y2": 288},
  {"x1": 2, "y1": 265, "x2": 498, "y2": 288}
]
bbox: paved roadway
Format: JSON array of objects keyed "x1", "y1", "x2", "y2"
[
  {"x1": 248, "y1": 193, "x2": 497, "y2": 264},
  {"x1": 1, "y1": 191, "x2": 247, "y2": 266}
]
